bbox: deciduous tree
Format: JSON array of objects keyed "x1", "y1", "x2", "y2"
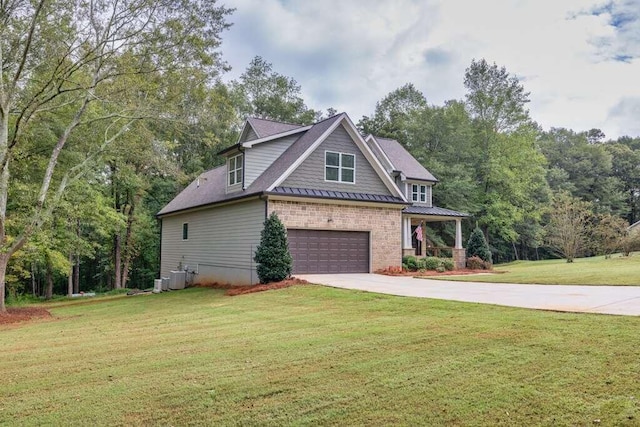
[
  {"x1": 231, "y1": 57, "x2": 318, "y2": 125},
  {"x1": 358, "y1": 83, "x2": 427, "y2": 147},
  {"x1": 545, "y1": 193, "x2": 593, "y2": 263},
  {"x1": 0, "y1": 0, "x2": 232, "y2": 312},
  {"x1": 463, "y1": 59, "x2": 548, "y2": 255}
]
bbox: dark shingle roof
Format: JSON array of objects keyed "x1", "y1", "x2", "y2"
[
  {"x1": 245, "y1": 114, "x2": 345, "y2": 193},
  {"x1": 373, "y1": 137, "x2": 438, "y2": 182},
  {"x1": 157, "y1": 166, "x2": 232, "y2": 216},
  {"x1": 271, "y1": 187, "x2": 406, "y2": 204},
  {"x1": 158, "y1": 114, "x2": 346, "y2": 216},
  {"x1": 247, "y1": 117, "x2": 303, "y2": 139},
  {"x1": 403, "y1": 205, "x2": 469, "y2": 217}
]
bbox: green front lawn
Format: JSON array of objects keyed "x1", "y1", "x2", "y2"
[
  {"x1": 2, "y1": 286, "x2": 639, "y2": 425},
  {"x1": 443, "y1": 253, "x2": 640, "y2": 285}
]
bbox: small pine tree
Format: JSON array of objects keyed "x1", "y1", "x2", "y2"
[
  {"x1": 467, "y1": 227, "x2": 492, "y2": 263},
  {"x1": 254, "y1": 212, "x2": 293, "y2": 284}
]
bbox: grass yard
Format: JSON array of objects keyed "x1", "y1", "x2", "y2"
[
  {"x1": 2, "y1": 286, "x2": 640, "y2": 426},
  {"x1": 440, "y1": 253, "x2": 640, "y2": 285}
]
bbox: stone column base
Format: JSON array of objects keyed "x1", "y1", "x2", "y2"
[
  {"x1": 453, "y1": 248, "x2": 466, "y2": 270},
  {"x1": 402, "y1": 248, "x2": 415, "y2": 257}
]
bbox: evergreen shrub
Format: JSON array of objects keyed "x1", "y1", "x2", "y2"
[
  {"x1": 254, "y1": 213, "x2": 292, "y2": 283},
  {"x1": 467, "y1": 228, "x2": 492, "y2": 263}
]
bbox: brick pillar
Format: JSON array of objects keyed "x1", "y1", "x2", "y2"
[{"x1": 453, "y1": 248, "x2": 466, "y2": 270}]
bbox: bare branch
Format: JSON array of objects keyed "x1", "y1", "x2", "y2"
[{"x1": 11, "y1": 0, "x2": 47, "y2": 95}]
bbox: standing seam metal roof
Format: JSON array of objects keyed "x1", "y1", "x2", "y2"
[
  {"x1": 403, "y1": 205, "x2": 469, "y2": 217},
  {"x1": 270, "y1": 186, "x2": 406, "y2": 204}
]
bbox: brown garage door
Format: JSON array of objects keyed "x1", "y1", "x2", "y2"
[{"x1": 287, "y1": 229, "x2": 369, "y2": 274}]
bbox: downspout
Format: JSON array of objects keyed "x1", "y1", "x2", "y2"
[
  {"x1": 240, "y1": 146, "x2": 247, "y2": 190},
  {"x1": 157, "y1": 218, "x2": 162, "y2": 279}
]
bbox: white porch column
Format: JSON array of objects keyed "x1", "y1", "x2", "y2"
[
  {"x1": 455, "y1": 218, "x2": 463, "y2": 249},
  {"x1": 403, "y1": 217, "x2": 412, "y2": 249}
]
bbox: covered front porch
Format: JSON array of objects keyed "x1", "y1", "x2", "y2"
[{"x1": 401, "y1": 206, "x2": 469, "y2": 269}]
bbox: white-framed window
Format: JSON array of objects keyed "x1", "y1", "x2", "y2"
[
  {"x1": 228, "y1": 153, "x2": 243, "y2": 186},
  {"x1": 182, "y1": 223, "x2": 189, "y2": 240},
  {"x1": 325, "y1": 151, "x2": 355, "y2": 183},
  {"x1": 411, "y1": 184, "x2": 429, "y2": 203}
]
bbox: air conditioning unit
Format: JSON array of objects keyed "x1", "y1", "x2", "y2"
[{"x1": 169, "y1": 270, "x2": 186, "y2": 290}]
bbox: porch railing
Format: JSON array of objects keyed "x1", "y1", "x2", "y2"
[{"x1": 417, "y1": 246, "x2": 453, "y2": 258}]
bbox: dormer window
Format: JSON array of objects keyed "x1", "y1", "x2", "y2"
[
  {"x1": 228, "y1": 153, "x2": 243, "y2": 186},
  {"x1": 325, "y1": 151, "x2": 355, "y2": 183},
  {"x1": 411, "y1": 184, "x2": 430, "y2": 203}
]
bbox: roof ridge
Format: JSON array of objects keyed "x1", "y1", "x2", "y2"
[
  {"x1": 311, "y1": 112, "x2": 345, "y2": 126},
  {"x1": 248, "y1": 116, "x2": 304, "y2": 127}
]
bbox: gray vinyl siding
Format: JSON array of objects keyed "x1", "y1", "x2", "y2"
[
  {"x1": 160, "y1": 199, "x2": 265, "y2": 285},
  {"x1": 244, "y1": 134, "x2": 299, "y2": 187},
  {"x1": 241, "y1": 126, "x2": 259, "y2": 142},
  {"x1": 406, "y1": 181, "x2": 433, "y2": 207},
  {"x1": 282, "y1": 124, "x2": 392, "y2": 195}
]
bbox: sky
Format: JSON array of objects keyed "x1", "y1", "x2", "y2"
[{"x1": 221, "y1": 0, "x2": 640, "y2": 139}]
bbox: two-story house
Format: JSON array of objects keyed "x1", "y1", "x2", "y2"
[{"x1": 157, "y1": 113, "x2": 468, "y2": 285}]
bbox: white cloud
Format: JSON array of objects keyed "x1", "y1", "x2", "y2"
[{"x1": 222, "y1": 0, "x2": 640, "y2": 138}]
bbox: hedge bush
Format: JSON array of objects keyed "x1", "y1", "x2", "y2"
[
  {"x1": 402, "y1": 256, "x2": 456, "y2": 272},
  {"x1": 466, "y1": 255, "x2": 491, "y2": 270},
  {"x1": 442, "y1": 259, "x2": 455, "y2": 271},
  {"x1": 403, "y1": 256, "x2": 418, "y2": 271},
  {"x1": 423, "y1": 257, "x2": 441, "y2": 270}
]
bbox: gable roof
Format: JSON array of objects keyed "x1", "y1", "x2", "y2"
[
  {"x1": 368, "y1": 136, "x2": 438, "y2": 182},
  {"x1": 246, "y1": 114, "x2": 344, "y2": 193},
  {"x1": 267, "y1": 114, "x2": 405, "y2": 200},
  {"x1": 219, "y1": 117, "x2": 310, "y2": 156},
  {"x1": 158, "y1": 113, "x2": 408, "y2": 217},
  {"x1": 247, "y1": 117, "x2": 303, "y2": 139}
]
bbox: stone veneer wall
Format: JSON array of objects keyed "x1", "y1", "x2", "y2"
[
  {"x1": 268, "y1": 200, "x2": 402, "y2": 271},
  {"x1": 452, "y1": 248, "x2": 466, "y2": 270}
]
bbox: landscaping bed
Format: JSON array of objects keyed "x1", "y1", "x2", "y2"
[
  {"x1": 195, "y1": 277, "x2": 309, "y2": 295},
  {"x1": 376, "y1": 266, "x2": 499, "y2": 277},
  {"x1": 0, "y1": 307, "x2": 52, "y2": 325}
]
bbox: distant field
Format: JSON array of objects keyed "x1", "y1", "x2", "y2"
[
  {"x1": 1, "y1": 286, "x2": 639, "y2": 425},
  {"x1": 440, "y1": 253, "x2": 640, "y2": 285}
]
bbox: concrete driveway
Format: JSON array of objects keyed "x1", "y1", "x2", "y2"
[{"x1": 296, "y1": 273, "x2": 640, "y2": 316}]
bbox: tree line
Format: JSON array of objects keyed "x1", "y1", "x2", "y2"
[
  {"x1": 358, "y1": 60, "x2": 640, "y2": 264},
  {"x1": 1, "y1": 1, "x2": 639, "y2": 310}
]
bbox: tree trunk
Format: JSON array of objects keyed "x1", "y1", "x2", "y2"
[
  {"x1": 114, "y1": 234, "x2": 122, "y2": 289},
  {"x1": 45, "y1": 256, "x2": 53, "y2": 300},
  {"x1": 121, "y1": 258, "x2": 130, "y2": 289},
  {"x1": 120, "y1": 202, "x2": 136, "y2": 289},
  {"x1": 31, "y1": 261, "x2": 37, "y2": 297},
  {"x1": 0, "y1": 254, "x2": 8, "y2": 313},
  {"x1": 73, "y1": 254, "x2": 80, "y2": 294},
  {"x1": 67, "y1": 252, "x2": 73, "y2": 297}
]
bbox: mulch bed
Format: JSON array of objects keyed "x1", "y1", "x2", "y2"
[
  {"x1": 0, "y1": 307, "x2": 52, "y2": 325},
  {"x1": 196, "y1": 277, "x2": 310, "y2": 296},
  {"x1": 376, "y1": 268, "x2": 503, "y2": 277}
]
